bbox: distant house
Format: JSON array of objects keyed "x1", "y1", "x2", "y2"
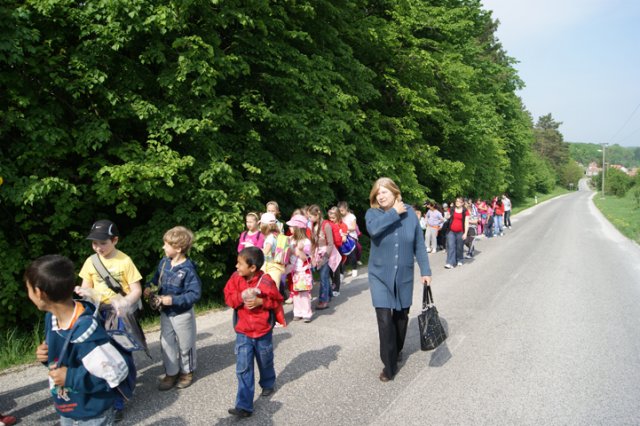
[
  {"x1": 611, "y1": 164, "x2": 630, "y2": 174},
  {"x1": 586, "y1": 161, "x2": 600, "y2": 177}
]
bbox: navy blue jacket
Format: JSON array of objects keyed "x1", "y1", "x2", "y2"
[
  {"x1": 365, "y1": 204, "x2": 431, "y2": 309},
  {"x1": 44, "y1": 301, "x2": 127, "y2": 420},
  {"x1": 150, "y1": 257, "x2": 202, "y2": 316}
]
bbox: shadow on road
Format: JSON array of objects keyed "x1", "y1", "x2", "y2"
[
  {"x1": 402, "y1": 315, "x2": 452, "y2": 369},
  {"x1": 277, "y1": 344, "x2": 341, "y2": 390}
]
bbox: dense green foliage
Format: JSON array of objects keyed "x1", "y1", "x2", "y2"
[
  {"x1": 592, "y1": 168, "x2": 636, "y2": 198},
  {"x1": 2, "y1": 0, "x2": 544, "y2": 329},
  {"x1": 570, "y1": 143, "x2": 640, "y2": 169}
]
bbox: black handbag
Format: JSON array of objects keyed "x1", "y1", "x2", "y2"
[{"x1": 418, "y1": 285, "x2": 447, "y2": 351}]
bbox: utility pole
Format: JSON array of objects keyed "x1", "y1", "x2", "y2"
[{"x1": 601, "y1": 143, "x2": 608, "y2": 197}]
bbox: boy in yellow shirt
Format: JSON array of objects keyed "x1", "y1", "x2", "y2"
[{"x1": 78, "y1": 219, "x2": 147, "y2": 422}]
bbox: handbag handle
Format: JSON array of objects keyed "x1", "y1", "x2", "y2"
[{"x1": 422, "y1": 285, "x2": 434, "y2": 309}]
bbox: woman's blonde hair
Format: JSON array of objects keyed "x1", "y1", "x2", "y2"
[
  {"x1": 164, "y1": 226, "x2": 195, "y2": 253},
  {"x1": 369, "y1": 177, "x2": 401, "y2": 208}
]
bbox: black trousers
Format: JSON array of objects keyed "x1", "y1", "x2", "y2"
[
  {"x1": 330, "y1": 267, "x2": 341, "y2": 293},
  {"x1": 375, "y1": 307, "x2": 410, "y2": 378},
  {"x1": 504, "y1": 210, "x2": 511, "y2": 227}
]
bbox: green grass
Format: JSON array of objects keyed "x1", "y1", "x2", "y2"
[
  {"x1": 593, "y1": 190, "x2": 640, "y2": 244},
  {"x1": 0, "y1": 320, "x2": 44, "y2": 371},
  {"x1": 511, "y1": 186, "x2": 572, "y2": 215}
]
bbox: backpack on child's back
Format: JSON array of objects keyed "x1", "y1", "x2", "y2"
[
  {"x1": 272, "y1": 234, "x2": 291, "y2": 265},
  {"x1": 53, "y1": 304, "x2": 138, "y2": 401}
]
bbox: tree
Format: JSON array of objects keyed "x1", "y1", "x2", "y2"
[{"x1": 533, "y1": 114, "x2": 569, "y2": 174}]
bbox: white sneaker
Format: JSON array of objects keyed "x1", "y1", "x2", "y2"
[
  {"x1": 351, "y1": 269, "x2": 358, "y2": 278},
  {"x1": 444, "y1": 264, "x2": 453, "y2": 269},
  {"x1": 457, "y1": 262, "x2": 463, "y2": 267},
  {"x1": 464, "y1": 254, "x2": 471, "y2": 259},
  {"x1": 332, "y1": 291, "x2": 340, "y2": 297},
  {"x1": 357, "y1": 261, "x2": 363, "y2": 266}
]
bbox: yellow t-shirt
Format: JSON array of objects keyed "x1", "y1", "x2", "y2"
[{"x1": 79, "y1": 250, "x2": 143, "y2": 304}]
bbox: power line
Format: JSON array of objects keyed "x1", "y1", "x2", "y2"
[
  {"x1": 610, "y1": 101, "x2": 640, "y2": 143},
  {"x1": 616, "y1": 125, "x2": 640, "y2": 144}
]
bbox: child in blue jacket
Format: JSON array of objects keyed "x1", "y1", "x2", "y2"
[
  {"x1": 28, "y1": 255, "x2": 129, "y2": 426},
  {"x1": 145, "y1": 226, "x2": 202, "y2": 391}
]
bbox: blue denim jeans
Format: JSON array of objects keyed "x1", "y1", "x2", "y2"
[
  {"x1": 317, "y1": 262, "x2": 331, "y2": 303},
  {"x1": 493, "y1": 215, "x2": 504, "y2": 235},
  {"x1": 446, "y1": 231, "x2": 464, "y2": 266},
  {"x1": 59, "y1": 408, "x2": 114, "y2": 426},
  {"x1": 234, "y1": 332, "x2": 276, "y2": 412}
]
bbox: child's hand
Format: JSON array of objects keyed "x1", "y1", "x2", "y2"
[
  {"x1": 36, "y1": 342, "x2": 48, "y2": 362},
  {"x1": 49, "y1": 366, "x2": 67, "y2": 387},
  {"x1": 161, "y1": 296, "x2": 172, "y2": 306},
  {"x1": 74, "y1": 286, "x2": 100, "y2": 304},
  {"x1": 244, "y1": 297, "x2": 263, "y2": 310}
]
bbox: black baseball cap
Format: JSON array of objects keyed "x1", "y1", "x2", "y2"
[{"x1": 86, "y1": 220, "x2": 119, "y2": 240}]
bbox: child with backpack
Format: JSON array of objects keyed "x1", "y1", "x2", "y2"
[
  {"x1": 307, "y1": 205, "x2": 341, "y2": 310},
  {"x1": 144, "y1": 226, "x2": 202, "y2": 391},
  {"x1": 259, "y1": 212, "x2": 288, "y2": 326},
  {"x1": 78, "y1": 219, "x2": 147, "y2": 421},
  {"x1": 237, "y1": 212, "x2": 265, "y2": 252},
  {"x1": 29, "y1": 255, "x2": 130, "y2": 426},
  {"x1": 224, "y1": 247, "x2": 284, "y2": 418},
  {"x1": 259, "y1": 212, "x2": 289, "y2": 290},
  {"x1": 285, "y1": 214, "x2": 313, "y2": 322}
]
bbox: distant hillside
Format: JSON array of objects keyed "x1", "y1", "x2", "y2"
[{"x1": 569, "y1": 142, "x2": 640, "y2": 168}]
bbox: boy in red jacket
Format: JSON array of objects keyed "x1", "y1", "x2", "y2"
[{"x1": 224, "y1": 247, "x2": 284, "y2": 418}]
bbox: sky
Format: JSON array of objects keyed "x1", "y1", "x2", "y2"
[{"x1": 481, "y1": 0, "x2": 640, "y2": 147}]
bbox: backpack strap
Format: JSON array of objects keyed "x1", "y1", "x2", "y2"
[
  {"x1": 91, "y1": 254, "x2": 125, "y2": 296},
  {"x1": 157, "y1": 258, "x2": 169, "y2": 289},
  {"x1": 54, "y1": 315, "x2": 98, "y2": 369}
]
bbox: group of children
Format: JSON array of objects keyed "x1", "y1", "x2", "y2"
[
  {"x1": 25, "y1": 220, "x2": 201, "y2": 425},
  {"x1": 416, "y1": 194, "x2": 513, "y2": 268},
  {"x1": 221, "y1": 200, "x2": 361, "y2": 417},
  {"x1": 20, "y1": 199, "x2": 361, "y2": 424}
]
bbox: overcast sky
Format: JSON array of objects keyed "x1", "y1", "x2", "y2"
[{"x1": 481, "y1": 0, "x2": 640, "y2": 147}]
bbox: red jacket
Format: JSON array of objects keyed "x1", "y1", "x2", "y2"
[{"x1": 224, "y1": 271, "x2": 284, "y2": 338}]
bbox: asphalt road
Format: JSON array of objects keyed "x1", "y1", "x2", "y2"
[{"x1": 2, "y1": 187, "x2": 640, "y2": 425}]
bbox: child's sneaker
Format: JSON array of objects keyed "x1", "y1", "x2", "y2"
[
  {"x1": 176, "y1": 372, "x2": 193, "y2": 389},
  {"x1": 444, "y1": 264, "x2": 453, "y2": 269},
  {"x1": 228, "y1": 408, "x2": 252, "y2": 418},
  {"x1": 158, "y1": 374, "x2": 179, "y2": 391},
  {"x1": 351, "y1": 269, "x2": 358, "y2": 278},
  {"x1": 0, "y1": 414, "x2": 17, "y2": 426}
]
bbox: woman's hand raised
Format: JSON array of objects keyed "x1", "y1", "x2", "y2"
[{"x1": 393, "y1": 198, "x2": 406, "y2": 215}]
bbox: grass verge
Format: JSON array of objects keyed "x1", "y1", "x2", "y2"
[
  {"x1": 511, "y1": 186, "x2": 572, "y2": 215},
  {"x1": 592, "y1": 190, "x2": 640, "y2": 244},
  {"x1": 0, "y1": 320, "x2": 44, "y2": 371}
]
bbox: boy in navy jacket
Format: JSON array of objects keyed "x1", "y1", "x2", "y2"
[
  {"x1": 145, "y1": 226, "x2": 202, "y2": 391},
  {"x1": 28, "y1": 255, "x2": 128, "y2": 425}
]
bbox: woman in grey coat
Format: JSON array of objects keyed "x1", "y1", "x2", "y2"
[{"x1": 365, "y1": 177, "x2": 432, "y2": 382}]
